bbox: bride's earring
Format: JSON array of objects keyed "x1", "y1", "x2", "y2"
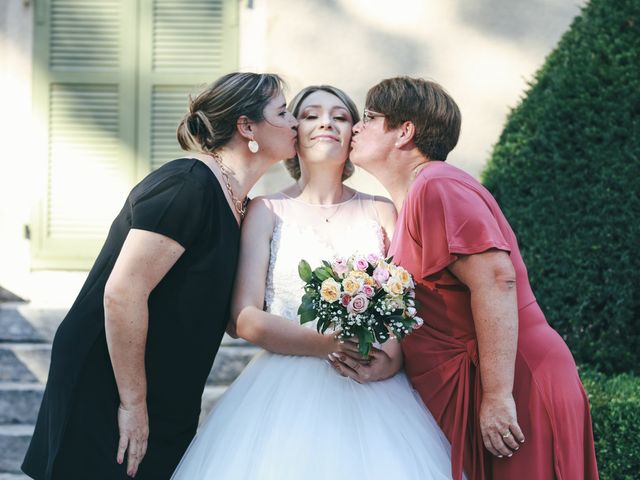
[{"x1": 248, "y1": 139, "x2": 260, "y2": 153}]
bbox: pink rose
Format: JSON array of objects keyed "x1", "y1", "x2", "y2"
[
  {"x1": 362, "y1": 284, "x2": 375, "y2": 298},
  {"x1": 412, "y1": 316, "x2": 424, "y2": 330},
  {"x1": 347, "y1": 293, "x2": 369, "y2": 315},
  {"x1": 340, "y1": 293, "x2": 351, "y2": 307},
  {"x1": 373, "y1": 266, "x2": 390, "y2": 286},
  {"x1": 332, "y1": 257, "x2": 348, "y2": 277},
  {"x1": 353, "y1": 256, "x2": 369, "y2": 271},
  {"x1": 366, "y1": 253, "x2": 380, "y2": 265}
]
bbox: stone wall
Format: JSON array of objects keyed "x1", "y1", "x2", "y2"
[{"x1": 0, "y1": 0, "x2": 586, "y2": 289}]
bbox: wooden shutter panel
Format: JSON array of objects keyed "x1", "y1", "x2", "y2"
[
  {"x1": 136, "y1": 0, "x2": 239, "y2": 176},
  {"x1": 32, "y1": 0, "x2": 137, "y2": 269},
  {"x1": 48, "y1": 83, "x2": 121, "y2": 238},
  {"x1": 31, "y1": 0, "x2": 239, "y2": 269},
  {"x1": 152, "y1": 0, "x2": 227, "y2": 72}
]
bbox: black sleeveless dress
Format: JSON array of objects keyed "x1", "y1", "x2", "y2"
[{"x1": 22, "y1": 158, "x2": 240, "y2": 480}]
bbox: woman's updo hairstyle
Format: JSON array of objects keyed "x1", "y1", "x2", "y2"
[
  {"x1": 177, "y1": 72, "x2": 284, "y2": 153},
  {"x1": 285, "y1": 85, "x2": 360, "y2": 181}
]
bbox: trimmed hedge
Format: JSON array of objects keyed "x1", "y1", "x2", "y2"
[
  {"x1": 580, "y1": 368, "x2": 640, "y2": 480},
  {"x1": 482, "y1": 0, "x2": 640, "y2": 374}
]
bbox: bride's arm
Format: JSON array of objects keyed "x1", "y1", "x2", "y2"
[
  {"x1": 229, "y1": 198, "x2": 346, "y2": 358},
  {"x1": 373, "y1": 195, "x2": 397, "y2": 251}
]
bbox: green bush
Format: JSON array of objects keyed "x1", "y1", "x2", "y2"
[
  {"x1": 482, "y1": 0, "x2": 640, "y2": 374},
  {"x1": 580, "y1": 368, "x2": 640, "y2": 480}
]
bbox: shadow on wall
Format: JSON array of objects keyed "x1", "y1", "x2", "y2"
[
  {"x1": 266, "y1": 0, "x2": 430, "y2": 102},
  {"x1": 456, "y1": 0, "x2": 584, "y2": 45}
]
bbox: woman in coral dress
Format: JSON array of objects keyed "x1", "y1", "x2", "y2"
[{"x1": 344, "y1": 76, "x2": 599, "y2": 480}]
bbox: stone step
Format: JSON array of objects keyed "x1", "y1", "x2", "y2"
[
  {"x1": 0, "y1": 302, "x2": 254, "y2": 348},
  {"x1": 0, "y1": 344, "x2": 48, "y2": 384},
  {"x1": 0, "y1": 344, "x2": 257, "y2": 425},
  {"x1": 0, "y1": 473, "x2": 29, "y2": 480},
  {"x1": 0, "y1": 304, "x2": 52, "y2": 344},
  {"x1": 0, "y1": 384, "x2": 44, "y2": 425},
  {"x1": 0, "y1": 342, "x2": 259, "y2": 387},
  {"x1": 0, "y1": 385, "x2": 228, "y2": 474},
  {"x1": 207, "y1": 345, "x2": 260, "y2": 385},
  {"x1": 199, "y1": 385, "x2": 227, "y2": 424},
  {"x1": 0, "y1": 382, "x2": 231, "y2": 426},
  {"x1": 0, "y1": 303, "x2": 254, "y2": 474},
  {"x1": 0, "y1": 425, "x2": 32, "y2": 474}
]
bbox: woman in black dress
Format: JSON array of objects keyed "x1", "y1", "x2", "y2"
[{"x1": 22, "y1": 72, "x2": 298, "y2": 480}]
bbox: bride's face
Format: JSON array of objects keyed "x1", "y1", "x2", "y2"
[{"x1": 295, "y1": 90, "x2": 354, "y2": 167}]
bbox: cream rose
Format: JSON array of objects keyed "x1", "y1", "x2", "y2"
[
  {"x1": 320, "y1": 278, "x2": 341, "y2": 303},
  {"x1": 342, "y1": 276, "x2": 362, "y2": 296},
  {"x1": 363, "y1": 275, "x2": 376, "y2": 286},
  {"x1": 384, "y1": 277, "x2": 404, "y2": 296},
  {"x1": 396, "y1": 267, "x2": 412, "y2": 287}
]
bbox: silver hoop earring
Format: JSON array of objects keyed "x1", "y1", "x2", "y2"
[{"x1": 248, "y1": 139, "x2": 260, "y2": 153}]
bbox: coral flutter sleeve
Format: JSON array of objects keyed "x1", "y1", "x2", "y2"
[{"x1": 409, "y1": 176, "x2": 512, "y2": 278}]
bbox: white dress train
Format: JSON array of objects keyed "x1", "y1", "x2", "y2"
[{"x1": 171, "y1": 192, "x2": 459, "y2": 479}]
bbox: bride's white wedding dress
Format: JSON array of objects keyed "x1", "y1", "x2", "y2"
[{"x1": 171, "y1": 192, "x2": 458, "y2": 479}]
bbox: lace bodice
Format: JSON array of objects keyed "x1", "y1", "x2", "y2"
[{"x1": 262, "y1": 192, "x2": 386, "y2": 326}]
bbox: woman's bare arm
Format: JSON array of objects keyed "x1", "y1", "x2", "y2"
[
  {"x1": 448, "y1": 250, "x2": 525, "y2": 457},
  {"x1": 230, "y1": 198, "x2": 342, "y2": 357},
  {"x1": 104, "y1": 228, "x2": 184, "y2": 476}
]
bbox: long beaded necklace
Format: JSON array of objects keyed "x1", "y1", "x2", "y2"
[{"x1": 212, "y1": 152, "x2": 248, "y2": 220}]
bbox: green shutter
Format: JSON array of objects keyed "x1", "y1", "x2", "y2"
[
  {"x1": 31, "y1": 0, "x2": 239, "y2": 269},
  {"x1": 136, "y1": 0, "x2": 239, "y2": 176},
  {"x1": 31, "y1": 0, "x2": 138, "y2": 269}
]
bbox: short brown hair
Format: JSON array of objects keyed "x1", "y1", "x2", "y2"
[
  {"x1": 285, "y1": 85, "x2": 360, "y2": 180},
  {"x1": 177, "y1": 72, "x2": 284, "y2": 153},
  {"x1": 365, "y1": 77, "x2": 461, "y2": 160}
]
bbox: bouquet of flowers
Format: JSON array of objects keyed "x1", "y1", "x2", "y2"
[{"x1": 297, "y1": 253, "x2": 423, "y2": 357}]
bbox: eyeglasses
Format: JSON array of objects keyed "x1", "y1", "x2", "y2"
[{"x1": 362, "y1": 108, "x2": 385, "y2": 127}]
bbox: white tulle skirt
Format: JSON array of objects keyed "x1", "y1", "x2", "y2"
[{"x1": 172, "y1": 351, "x2": 457, "y2": 479}]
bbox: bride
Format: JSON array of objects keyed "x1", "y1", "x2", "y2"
[{"x1": 171, "y1": 85, "x2": 460, "y2": 479}]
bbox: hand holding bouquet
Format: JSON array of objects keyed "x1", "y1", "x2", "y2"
[{"x1": 297, "y1": 253, "x2": 423, "y2": 357}]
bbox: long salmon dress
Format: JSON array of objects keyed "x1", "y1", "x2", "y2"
[{"x1": 390, "y1": 161, "x2": 598, "y2": 480}]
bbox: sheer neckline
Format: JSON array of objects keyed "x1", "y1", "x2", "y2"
[{"x1": 279, "y1": 190, "x2": 359, "y2": 207}]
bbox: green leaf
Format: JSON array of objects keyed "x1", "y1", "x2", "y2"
[
  {"x1": 313, "y1": 267, "x2": 332, "y2": 281},
  {"x1": 357, "y1": 329, "x2": 374, "y2": 358},
  {"x1": 297, "y1": 300, "x2": 313, "y2": 313},
  {"x1": 298, "y1": 260, "x2": 313, "y2": 282},
  {"x1": 301, "y1": 291, "x2": 316, "y2": 304},
  {"x1": 317, "y1": 317, "x2": 331, "y2": 334},
  {"x1": 299, "y1": 309, "x2": 317, "y2": 324}
]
